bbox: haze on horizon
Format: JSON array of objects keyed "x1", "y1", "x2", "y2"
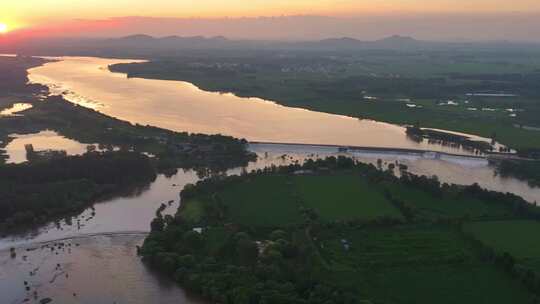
[{"x1": 1, "y1": 0, "x2": 540, "y2": 42}]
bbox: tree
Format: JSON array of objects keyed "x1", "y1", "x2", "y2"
[
  {"x1": 183, "y1": 231, "x2": 204, "y2": 250},
  {"x1": 150, "y1": 216, "x2": 165, "y2": 232}
]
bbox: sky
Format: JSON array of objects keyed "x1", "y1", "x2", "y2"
[{"x1": 1, "y1": 0, "x2": 540, "y2": 41}]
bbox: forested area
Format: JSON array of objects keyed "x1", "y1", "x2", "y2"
[
  {"x1": 495, "y1": 159, "x2": 540, "y2": 188},
  {"x1": 141, "y1": 156, "x2": 540, "y2": 304},
  {"x1": 0, "y1": 152, "x2": 156, "y2": 232}
]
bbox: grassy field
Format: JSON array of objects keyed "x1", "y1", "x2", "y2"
[
  {"x1": 181, "y1": 172, "x2": 524, "y2": 227},
  {"x1": 464, "y1": 220, "x2": 540, "y2": 272},
  {"x1": 319, "y1": 226, "x2": 473, "y2": 269},
  {"x1": 318, "y1": 226, "x2": 534, "y2": 304},
  {"x1": 464, "y1": 220, "x2": 540, "y2": 258},
  {"x1": 385, "y1": 183, "x2": 513, "y2": 220},
  {"x1": 305, "y1": 98, "x2": 540, "y2": 151},
  {"x1": 183, "y1": 173, "x2": 404, "y2": 227},
  {"x1": 362, "y1": 264, "x2": 533, "y2": 304},
  {"x1": 295, "y1": 174, "x2": 402, "y2": 221},
  {"x1": 216, "y1": 175, "x2": 302, "y2": 227}
]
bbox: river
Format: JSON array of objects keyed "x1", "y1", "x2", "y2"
[
  {"x1": 28, "y1": 56, "x2": 498, "y2": 156},
  {"x1": 1, "y1": 56, "x2": 539, "y2": 303},
  {"x1": 2, "y1": 142, "x2": 540, "y2": 303}
]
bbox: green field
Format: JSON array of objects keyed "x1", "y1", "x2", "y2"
[
  {"x1": 319, "y1": 226, "x2": 473, "y2": 269},
  {"x1": 216, "y1": 175, "x2": 302, "y2": 227},
  {"x1": 183, "y1": 173, "x2": 405, "y2": 227},
  {"x1": 385, "y1": 183, "x2": 512, "y2": 220},
  {"x1": 362, "y1": 264, "x2": 532, "y2": 304},
  {"x1": 318, "y1": 226, "x2": 534, "y2": 304},
  {"x1": 182, "y1": 172, "x2": 525, "y2": 227},
  {"x1": 295, "y1": 174, "x2": 402, "y2": 221},
  {"x1": 464, "y1": 220, "x2": 540, "y2": 272},
  {"x1": 159, "y1": 163, "x2": 540, "y2": 304}
]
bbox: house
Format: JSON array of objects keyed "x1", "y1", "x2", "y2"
[{"x1": 293, "y1": 169, "x2": 314, "y2": 175}]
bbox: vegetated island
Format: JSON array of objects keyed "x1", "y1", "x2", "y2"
[
  {"x1": 0, "y1": 151, "x2": 155, "y2": 234},
  {"x1": 141, "y1": 156, "x2": 540, "y2": 304}
]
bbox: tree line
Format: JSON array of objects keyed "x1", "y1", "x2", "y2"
[{"x1": 0, "y1": 152, "x2": 156, "y2": 233}]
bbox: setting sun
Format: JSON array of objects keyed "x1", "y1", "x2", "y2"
[{"x1": 0, "y1": 23, "x2": 8, "y2": 33}]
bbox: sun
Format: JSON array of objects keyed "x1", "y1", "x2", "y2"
[{"x1": 0, "y1": 23, "x2": 8, "y2": 34}]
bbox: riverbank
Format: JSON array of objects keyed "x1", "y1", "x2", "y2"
[
  {"x1": 250, "y1": 141, "x2": 490, "y2": 160},
  {"x1": 109, "y1": 54, "x2": 540, "y2": 154},
  {"x1": 0, "y1": 152, "x2": 157, "y2": 234},
  {"x1": 31, "y1": 56, "x2": 499, "y2": 156},
  {"x1": 142, "y1": 156, "x2": 540, "y2": 304},
  {"x1": 0, "y1": 53, "x2": 539, "y2": 304},
  {"x1": 2, "y1": 143, "x2": 540, "y2": 303}
]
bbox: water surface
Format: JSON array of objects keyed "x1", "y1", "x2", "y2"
[
  {"x1": 4, "y1": 130, "x2": 96, "y2": 164},
  {"x1": 3, "y1": 143, "x2": 539, "y2": 251},
  {"x1": 28, "y1": 56, "x2": 494, "y2": 156},
  {"x1": 0, "y1": 234, "x2": 206, "y2": 304},
  {"x1": 0, "y1": 103, "x2": 33, "y2": 117},
  {"x1": 2, "y1": 143, "x2": 540, "y2": 303},
  {"x1": 3, "y1": 55, "x2": 536, "y2": 303}
]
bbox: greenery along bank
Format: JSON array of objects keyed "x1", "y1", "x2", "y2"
[
  {"x1": 0, "y1": 55, "x2": 258, "y2": 236},
  {"x1": 141, "y1": 156, "x2": 540, "y2": 304},
  {"x1": 0, "y1": 95, "x2": 257, "y2": 171},
  {"x1": 109, "y1": 49, "x2": 540, "y2": 155},
  {"x1": 0, "y1": 56, "x2": 256, "y2": 170},
  {"x1": 0, "y1": 152, "x2": 156, "y2": 234}
]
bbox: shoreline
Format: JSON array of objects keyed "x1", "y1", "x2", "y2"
[{"x1": 249, "y1": 141, "x2": 522, "y2": 161}]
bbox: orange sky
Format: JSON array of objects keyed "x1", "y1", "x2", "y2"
[{"x1": 2, "y1": 0, "x2": 540, "y2": 31}]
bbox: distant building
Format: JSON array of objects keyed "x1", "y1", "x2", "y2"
[{"x1": 293, "y1": 169, "x2": 314, "y2": 175}]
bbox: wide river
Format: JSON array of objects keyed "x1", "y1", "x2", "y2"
[
  {"x1": 28, "y1": 56, "x2": 496, "y2": 155},
  {"x1": 1, "y1": 56, "x2": 539, "y2": 303}
]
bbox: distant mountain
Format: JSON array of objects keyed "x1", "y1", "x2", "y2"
[
  {"x1": 99, "y1": 34, "x2": 430, "y2": 51},
  {"x1": 115, "y1": 34, "x2": 155, "y2": 42},
  {"x1": 377, "y1": 35, "x2": 417, "y2": 43},
  {"x1": 293, "y1": 35, "x2": 428, "y2": 50},
  {"x1": 4, "y1": 33, "x2": 539, "y2": 57},
  {"x1": 319, "y1": 37, "x2": 364, "y2": 46},
  {"x1": 374, "y1": 35, "x2": 419, "y2": 46}
]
